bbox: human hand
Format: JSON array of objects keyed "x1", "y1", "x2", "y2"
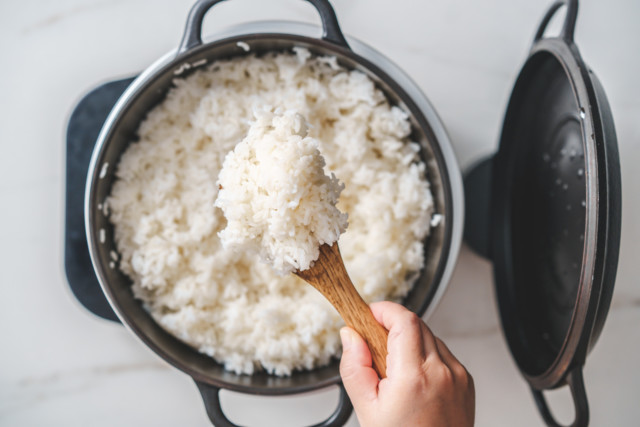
[{"x1": 339, "y1": 301, "x2": 475, "y2": 427}]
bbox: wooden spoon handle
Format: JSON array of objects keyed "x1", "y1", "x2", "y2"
[
  {"x1": 338, "y1": 293, "x2": 389, "y2": 378},
  {"x1": 296, "y1": 244, "x2": 389, "y2": 378}
]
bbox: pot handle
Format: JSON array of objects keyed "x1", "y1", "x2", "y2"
[
  {"x1": 178, "y1": 0, "x2": 350, "y2": 55},
  {"x1": 531, "y1": 367, "x2": 589, "y2": 427},
  {"x1": 533, "y1": 0, "x2": 578, "y2": 43},
  {"x1": 194, "y1": 380, "x2": 354, "y2": 427}
]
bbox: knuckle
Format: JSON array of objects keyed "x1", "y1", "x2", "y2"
[
  {"x1": 451, "y1": 363, "x2": 475, "y2": 393},
  {"x1": 451, "y1": 362, "x2": 468, "y2": 379},
  {"x1": 389, "y1": 312, "x2": 422, "y2": 340},
  {"x1": 404, "y1": 311, "x2": 422, "y2": 327},
  {"x1": 439, "y1": 365, "x2": 455, "y2": 384},
  {"x1": 425, "y1": 360, "x2": 454, "y2": 384},
  {"x1": 402, "y1": 311, "x2": 424, "y2": 333}
]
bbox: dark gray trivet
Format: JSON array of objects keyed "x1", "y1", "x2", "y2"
[{"x1": 64, "y1": 77, "x2": 135, "y2": 322}]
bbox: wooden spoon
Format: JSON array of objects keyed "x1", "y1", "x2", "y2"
[{"x1": 295, "y1": 243, "x2": 389, "y2": 378}]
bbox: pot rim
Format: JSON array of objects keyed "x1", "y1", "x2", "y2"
[{"x1": 85, "y1": 20, "x2": 464, "y2": 394}]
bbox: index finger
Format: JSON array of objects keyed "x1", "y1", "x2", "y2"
[{"x1": 369, "y1": 301, "x2": 438, "y2": 375}]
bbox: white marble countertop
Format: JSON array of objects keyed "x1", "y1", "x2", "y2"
[{"x1": 1, "y1": 0, "x2": 638, "y2": 426}]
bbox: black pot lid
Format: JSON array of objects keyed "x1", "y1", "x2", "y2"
[{"x1": 490, "y1": 0, "x2": 621, "y2": 424}]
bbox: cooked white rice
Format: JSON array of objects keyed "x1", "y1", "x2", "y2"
[
  {"x1": 215, "y1": 108, "x2": 348, "y2": 275},
  {"x1": 107, "y1": 48, "x2": 434, "y2": 376}
]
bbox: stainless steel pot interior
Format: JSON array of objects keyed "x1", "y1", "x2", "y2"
[{"x1": 85, "y1": 7, "x2": 456, "y2": 397}]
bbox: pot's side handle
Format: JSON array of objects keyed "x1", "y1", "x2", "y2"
[
  {"x1": 178, "y1": 0, "x2": 350, "y2": 56},
  {"x1": 195, "y1": 382, "x2": 239, "y2": 427},
  {"x1": 531, "y1": 368, "x2": 589, "y2": 427},
  {"x1": 533, "y1": 0, "x2": 578, "y2": 43},
  {"x1": 305, "y1": 0, "x2": 350, "y2": 49},
  {"x1": 309, "y1": 384, "x2": 354, "y2": 427},
  {"x1": 194, "y1": 381, "x2": 354, "y2": 427}
]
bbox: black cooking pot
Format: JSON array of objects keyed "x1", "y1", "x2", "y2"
[
  {"x1": 84, "y1": 0, "x2": 464, "y2": 425},
  {"x1": 465, "y1": 1, "x2": 621, "y2": 426}
]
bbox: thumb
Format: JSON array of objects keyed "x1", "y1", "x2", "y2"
[{"x1": 339, "y1": 327, "x2": 380, "y2": 410}]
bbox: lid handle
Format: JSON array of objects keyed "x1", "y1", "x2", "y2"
[
  {"x1": 534, "y1": 0, "x2": 578, "y2": 43},
  {"x1": 531, "y1": 367, "x2": 589, "y2": 427}
]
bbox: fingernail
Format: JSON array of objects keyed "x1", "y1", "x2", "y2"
[{"x1": 340, "y1": 328, "x2": 351, "y2": 350}]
